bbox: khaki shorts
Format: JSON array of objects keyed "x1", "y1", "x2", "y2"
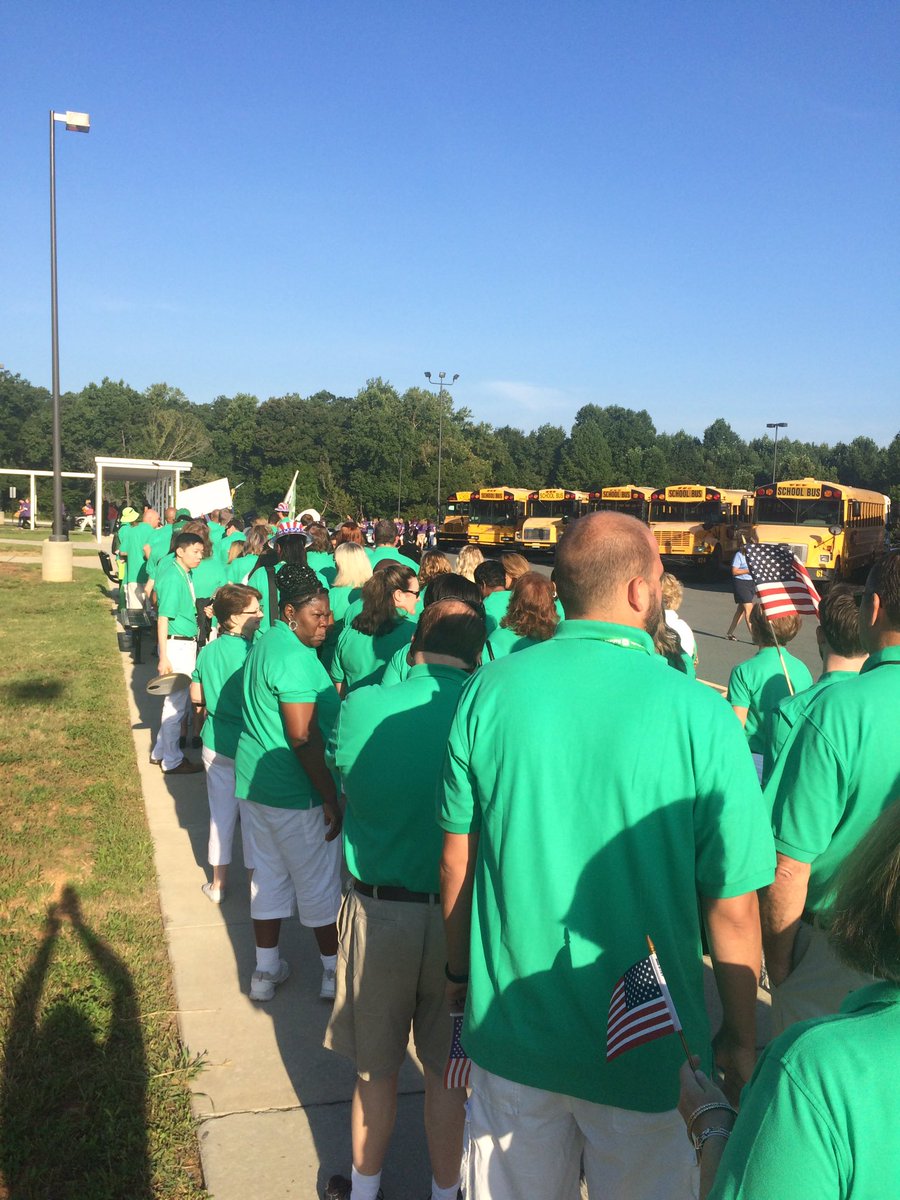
[
  {"x1": 770, "y1": 920, "x2": 874, "y2": 1037},
  {"x1": 324, "y1": 888, "x2": 452, "y2": 1080}
]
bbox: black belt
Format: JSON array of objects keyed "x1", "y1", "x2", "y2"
[
  {"x1": 352, "y1": 878, "x2": 440, "y2": 905},
  {"x1": 168, "y1": 634, "x2": 196, "y2": 641}
]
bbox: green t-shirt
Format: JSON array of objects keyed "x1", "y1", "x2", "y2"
[
  {"x1": 333, "y1": 663, "x2": 470, "y2": 893},
  {"x1": 762, "y1": 669, "x2": 858, "y2": 787},
  {"x1": 440, "y1": 619, "x2": 774, "y2": 1111},
  {"x1": 485, "y1": 625, "x2": 543, "y2": 661},
  {"x1": 208, "y1": 521, "x2": 225, "y2": 543},
  {"x1": 235, "y1": 621, "x2": 340, "y2": 809},
  {"x1": 146, "y1": 524, "x2": 175, "y2": 581},
  {"x1": 482, "y1": 589, "x2": 510, "y2": 635},
  {"x1": 709, "y1": 983, "x2": 900, "y2": 1200},
  {"x1": 727, "y1": 646, "x2": 813, "y2": 754},
  {"x1": 216, "y1": 530, "x2": 246, "y2": 564},
  {"x1": 191, "y1": 633, "x2": 252, "y2": 759},
  {"x1": 318, "y1": 585, "x2": 362, "y2": 675},
  {"x1": 380, "y1": 640, "x2": 414, "y2": 687},
  {"x1": 331, "y1": 612, "x2": 417, "y2": 693},
  {"x1": 764, "y1": 646, "x2": 900, "y2": 913},
  {"x1": 369, "y1": 545, "x2": 420, "y2": 573},
  {"x1": 155, "y1": 561, "x2": 197, "y2": 638}
]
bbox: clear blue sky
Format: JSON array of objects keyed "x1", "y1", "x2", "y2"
[{"x1": 4, "y1": 1, "x2": 899, "y2": 445}]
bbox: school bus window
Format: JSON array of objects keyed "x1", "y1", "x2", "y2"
[
  {"x1": 649, "y1": 498, "x2": 721, "y2": 524},
  {"x1": 754, "y1": 495, "x2": 842, "y2": 527}
]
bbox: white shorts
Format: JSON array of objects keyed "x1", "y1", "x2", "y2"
[
  {"x1": 465, "y1": 1065, "x2": 698, "y2": 1200},
  {"x1": 241, "y1": 801, "x2": 341, "y2": 927}
]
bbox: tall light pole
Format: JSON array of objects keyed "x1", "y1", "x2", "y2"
[
  {"x1": 766, "y1": 421, "x2": 788, "y2": 483},
  {"x1": 45, "y1": 109, "x2": 89, "y2": 582},
  {"x1": 424, "y1": 370, "x2": 459, "y2": 527}
]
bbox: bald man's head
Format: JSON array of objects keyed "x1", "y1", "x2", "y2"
[
  {"x1": 554, "y1": 512, "x2": 662, "y2": 628},
  {"x1": 164, "y1": 506, "x2": 176, "y2": 524},
  {"x1": 412, "y1": 597, "x2": 486, "y2": 668}
]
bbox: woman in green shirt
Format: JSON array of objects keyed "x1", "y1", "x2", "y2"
[
  {"x1": 319, "y1": 542, "x2": 372, "y2": 674},
  {"x1": 331, "y1": 563, "x2": 419, "y2": 696},
  {"x1": 235, "y1": 564, "x2": 343, "y2": 1003},
  {"x1": 190, "y1": 584, "x2": 263, "y2": 903},
  {"x1": 486, "y1": 571, "x2": 558, "y2": 661}
]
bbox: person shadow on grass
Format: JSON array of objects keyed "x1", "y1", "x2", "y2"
[{"x1": 0, "y1": 885, "x2": 152, "y2": 1199}]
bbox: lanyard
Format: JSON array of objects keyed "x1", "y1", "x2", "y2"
[{"x1": 175, "y1": 561, "x2": 196, "y2": 603}]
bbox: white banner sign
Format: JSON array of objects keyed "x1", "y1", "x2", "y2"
[{"x1": 177, "y1": 477, "x2": 232, "y2": 517}]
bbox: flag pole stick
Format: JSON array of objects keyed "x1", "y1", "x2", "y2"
[
  {"x1": 646, "y1": 935, "x2": 697, "y2": 1070},
  {"x1": 762, "y1": 609, "x2": 794, "y2": 696}
]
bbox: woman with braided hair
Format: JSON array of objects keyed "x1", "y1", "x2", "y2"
[{"x1": 235, "y1": 563, "x2": 343, "y2": 1003}]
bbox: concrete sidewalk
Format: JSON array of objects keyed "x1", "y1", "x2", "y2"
[{"x1": 116, "y1": 628, "x2": 432, "y2": 1200}]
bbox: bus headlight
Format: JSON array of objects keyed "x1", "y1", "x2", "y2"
[{"x1": 819, "y1": 553, "x2": 831, "y2": 563}]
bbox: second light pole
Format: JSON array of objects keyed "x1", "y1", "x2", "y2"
[
  {"x1": 766, "y1": 421, "x2": 788, "y2": 483},
  {"x1": 424, "y1": 370, "x2": 459, "y2": 528}
]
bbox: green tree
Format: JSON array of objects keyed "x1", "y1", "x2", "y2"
[{"x1": 558, "y1": 407, "x2": 614, "y2": 488}]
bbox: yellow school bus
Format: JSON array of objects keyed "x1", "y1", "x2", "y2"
[
  {"x1": 516, "y1": 488, "x2": 589, "y2": 553},
  {"x1": 437, "y1": 491, "x2": 472, "y2": 547},
  {"x1": 467, "y1": 486, "x2": 532, "y2": 547},
  {"x1": 752, "y1": 479, "x2": 890, "y2": 584},
  {"x1": 649, "y1": 484, "x2": 753, "y2": 576},
  {"x1": 588, "y1": 485, "x2": 655, "y2": 523}
]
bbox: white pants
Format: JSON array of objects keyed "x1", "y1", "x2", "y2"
[
  {"x1": 152, "y1": 638, "x2": 196, "y2": 771},
  {"x1": 202, "y1": 747, "x2": 255, "y2": 868},
  {"x1": 465, "y1": 1065, "x2": 698, "y2": 1200},
  {"x1": 241, "y1": 801, "x2": 341, "y2": 927}
]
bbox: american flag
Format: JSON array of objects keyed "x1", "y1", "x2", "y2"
[
  {"x1": 606, "y1": 952, "x2": 681, "y2": 1061},
  {"x1": 444, "y1": 1011, "x2": 472, "y2": 1089},
  {"x1": 745, "y1": 542, "x2": 821, "y2": 620}
]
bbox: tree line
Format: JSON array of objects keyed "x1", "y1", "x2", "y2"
[{"x1": 1, "y1": 369, "x2": 898, "y2": 522}]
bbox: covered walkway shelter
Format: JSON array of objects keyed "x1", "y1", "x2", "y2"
[
  {"x1": 1, "y1": 467, "x2": 95, "y2": 530},
  {"x1": 93, "y1": 457, "x2": 192, "y2": 543}
]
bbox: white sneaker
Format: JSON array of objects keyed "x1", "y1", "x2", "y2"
[
  {"x1": 319, "y1": 966, "x2": 337, "y2": 1001},
  {"x1": 249, "y1": 959, "x2": 290, "y2": 1001},
  {"x1": 201, "y1": 882, "x2": 224, "y2": 904}
]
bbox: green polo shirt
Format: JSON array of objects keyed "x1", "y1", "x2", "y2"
[
  {"x1": 227, "y1": 552, "x2": 259, "y2": 584},
  {"x1": 235, "y1": 621, "x2": 340, "y2": 809},
  {"x1": 370, "y1": 545, "x2": 420, "y2": 573},
  {"x1": 121, "y1": 520, "x2": 157, "y2": 584},
  {"x1": 761, "y1": 669, "x2": 858, "y2": 787},
  {"x1": 440, "y1": 619, "x2": 774, "y2": 1112},
  {"x1": 332, "y1": 663, "x2": 470, "y2": 893},
  {"x1": 208, "y1": 521, "x2": 225, "y2": 543},
  {"x1": 481, "y1": 589, "x2": 510, "y2": 635},
  {"x1": 147, "y1": 524, "x2": 174, "y2": 580},
  {"x1": 319, "y1": 585, "x2": 363, "y2": 675},
  {"x1": 306, "y1": 550, "x2": 337, "y2": 588},
  {"x1": 216, "y1": 530, "x2": 246, "y2": 563},
  {"x1": 764, "y1": 646, "x2": 900, "y2": 913},
  {"x1": 191, "y1": 556, "x2": 227, "y2": 598},
  {"x1": 485, "y1": 625, "x2": 543, "y2": 661},
  {"x1": 191, "y1": 633, "x2": 251, "y2": 759},
  {"x1": 727, "y1": 646, "x2": 813, "y2": 754},
  {"x1": 709, "y1": 982, "x2": 900, "y2": 1199},
  {"x1": 331, "y1": 612, "x2": 417, "y2": 692},
  {"x1": 155, "y1": 561, "x2": 197, "y2": 638}
]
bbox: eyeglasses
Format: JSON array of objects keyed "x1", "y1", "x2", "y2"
[
  {"x1": 401, "y1": 588, "x2": 420, "y2": 597},
  {"x1": 240, "y1": 608, "x2": 262, "y2": 616}
]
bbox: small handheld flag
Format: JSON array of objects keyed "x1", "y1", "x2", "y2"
[
  {"x1": 444, "y1": 1011, "x2": 472, "y2": 1089},
  {"x1": 744, "y1": 542, "x2": 820, "y2": 620},
  {"x1": 607, "y1": 941, "x2": 684, "y2": 1062}
]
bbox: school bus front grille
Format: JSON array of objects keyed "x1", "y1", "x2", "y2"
[{"x1": 654, "y1": 530, "x2": 694, "y2": 554}]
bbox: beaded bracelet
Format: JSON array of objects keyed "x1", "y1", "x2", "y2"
[{"x1": 445, "y1": 964, "x2": 469, "y2": 984}]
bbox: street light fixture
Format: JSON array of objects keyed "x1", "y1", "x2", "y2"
[
  {"x1": 766, "y1": 421, "x2": 788, "y2": 483},
  {"x1": 46, "y1": 109, "x2": 90, "y2": 575},
  {"x1": 424, "y1": 370, "x2": 459, "y2": 528}
]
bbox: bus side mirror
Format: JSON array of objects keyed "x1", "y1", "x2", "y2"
[
  {"x1": 740, "y1": 500, "x2": 749, "y2": 520},
  {"x1": 851, "y1": 501, "x2": 861, "y2": 519},
  {"x1": 828, "y1": 525, "x2": 842, "y2": 536}
]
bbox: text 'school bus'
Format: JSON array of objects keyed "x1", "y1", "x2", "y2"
[
  {"x1": 436, "y1": 491, "x2": 472, "y2": 547},
  {"x1": 588, "y1": 486, "x2": 655, "y2": 523},
  {"x1": 752, "y1": 479, "x2": 890, "y2": 585},
  {"x1": 467, "y1": 487, "x2": 532, "y2": 547},
  {"x1": 649, "y1": 485, "x2": 753, "y2": 576},
  {"x1": 516, "y1": 489, "x2": 589, "y2": 553}
]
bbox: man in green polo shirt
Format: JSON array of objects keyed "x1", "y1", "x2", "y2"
[
  {"x1": 473, "y1": 558, "x2": 508, "y2": 634},
  {"x1": 760, "y1": 584, "x2": 867, "y2": 785},
  {"x1": 761, "y1": 551, "x2": 900, "y2": 1035},
  {"x1": 323, "y1": 600, "x2": 485, "y2": 1200},
  {"x1": 119, "y1": 507, "x2": 161, "y2": 609},
  {"x1": 151, "y1": 531, "x2": 204, "y2": 775},
  {"x1": 368, "y1": 518, "x2": 419, "y2": 572},
  {"x1": 440, "y1": 511, "x2": 774, "y2": 1200}
]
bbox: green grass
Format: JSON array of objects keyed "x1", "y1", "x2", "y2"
[
  {"x1": 0, "y1": 525, "x2": 97, "y2": 542},
  {"x1": 0, "y1": 564, "x2": 207, "y2": 1199}
]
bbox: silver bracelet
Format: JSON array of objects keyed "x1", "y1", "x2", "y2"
[
  {"x1": 694, "y1": 1126, "x2": 732, "y2": 1161},
  {"x1": 687, "y1": 1101, "x2": 739, "y2": 1141}
]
